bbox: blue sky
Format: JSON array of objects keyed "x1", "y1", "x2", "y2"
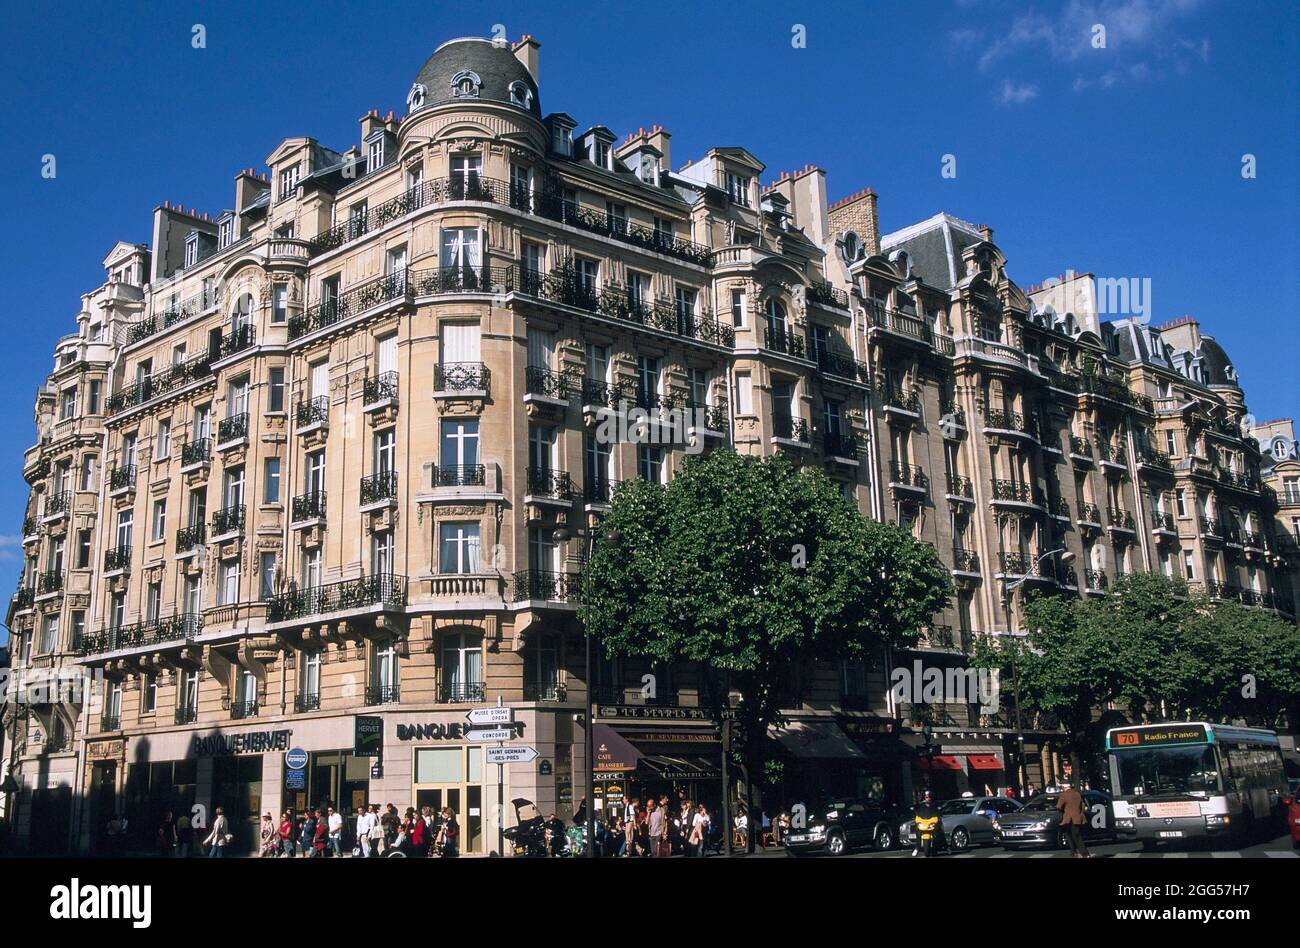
[{"x1": 0, "y1": 0, "x2": 1296, "y2": 576}]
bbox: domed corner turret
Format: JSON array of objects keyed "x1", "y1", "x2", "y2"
[{"x1": 407, "y1": 36, "x2": 541, "y2": 119}]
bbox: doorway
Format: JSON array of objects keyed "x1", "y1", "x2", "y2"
[{"x1": 412, "y1": 745, "x2": 485, "y2": 853}]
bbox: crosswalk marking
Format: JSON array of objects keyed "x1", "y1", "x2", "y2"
[
  {"x1": 1211, "y1": 851, "x2": 1243, "y2": 858},
  {"x1": 1264, "y1": 850, "x2": 1299, "y2": 858}
]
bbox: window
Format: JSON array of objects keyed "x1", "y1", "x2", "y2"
[
  {"x1": 157, "y1": 419, "x2": 171, "y2": 458},
  {"x1": 76, "y1": 529, "x2": 92, "y2": 569},
  {"x1": 110, "y1": 591, "x2": 126, "y2": 631},
  {"x1": 509, "y1": 81, "x2": 533, "y2": 109},
  {"x1": 626, "y1": 271, "x2": 649, "y2": 310},
  {"x1": 527, "y1": 327, "x2": 555, "y2": 372},
  {"x1": 449, "y1": 154, "x2": 482, "y2": 193},
  {"x1": 87, "y1": 380, "x2": 101, "y2": 415},
  {"x1": 735, "y1": 373, "x2": 753, "y2": 415},
  {"x1": 436, "y1": 522, "x2": 479, "y2": 574},
  {"x1": 1164, "y1": 429, "x2": 1177, "y2": 456},
  {"x1": 586, "y1": 344, "x2": 610, "y2": 385},
  {"x1": 731, "y1": 288, "x2": 747, "y2": 327},
  {"x1": 183, "y1": 575, "x2": 202, "y2": 616},
  {"x1": 726, "y1": 172, "x2": 751, "y2": 206},
  {"x1": 272, "y1": 284, "x2": 287, "y2": 324},
  {"x1": 223, "y1": 466, "x2": 245, "y2": 510},
  {"x1": 107, "y1": 680, "x2": 123, "y2": 721},
  {"x1": 184, "y1": 235, "x2": 199, "y2": 269},
  {"x1": 302, "y1": 548, "x2": 322, "y2": 588},
  {"x1": 450, "y1": 70, "x2": 481, "y2": 98},
  {"x1": 1175, "y1": 488, "x2": 1187, "y2": 518},
  {"x1": 144, "y1": 674, "x2": 157, "y2": 713},
  {"x1": 521, "y1": 241, "x2": 545, "y2": 281},
  {"x1": 300, "y1": 651, "x2": 321, "y2": 701},
  {"x1": 218, "y1": 217, "x2": 234, "y2": 248},
  {"x1": 528, "y1": 425, "x2": 557, "y2": 475},
  {"x1": 638, "y1": 445, "x2": 664, "y2": 484},
  {"x1": 575, "y1": 257, "x2": 599, "y2": 296},
  {"x1": 60, "y1": 387, "x2": 77, "y2": 420},
  {"x1": 372, "y1": 531, "x2": 394, "y2": 576},
  {"x1": 386, "y1": 244, "x2": 407, "y2": 279},
  {"x1": 79, "y1": 455, "x2": 97, "y2": 491},
  {"x1": 194, "y1": 405, "x2": 211, "y2": 441},
  {"x1": 585, "y1": 434, "x2": 613, "y2": 494},
  {"x1": 278, "y1": 164, "x2": 300, "y2": 201},
  {"x1": 269, "y1": 366, "x2": 285, "y2": 412},
  {"x1": 146, "y1": 581, "x2": 161, "y2": 623},
  {"x1": 259, "y1": 551, "x2": 277, "y2": 599},
  {"x1": 605, "y1": 201, "x2": 627, "y2": 233},
  {"x1": 373, "y1": 641, "x2": 400, "y2": 692},
  {"x1": 115, "y1": 509, "x2": 133, "y2": 551},
  {"x1": 180, "y1": 670, "x2": 199, "y2": 715},
  {"x1": 441, "y1": 419, "x2": 479, "y2": 471},
  {"x1": 151, "y1": 499, "x2": 167, "y2": 542},
  {"x1": 38, "y1": 614, "x2": 59, "y2": 654},
  {"x1": 552, "y1": 123, "x2": 573, "y2": 157},
  {"x1": 441, "y1": 633, "x2": 482, "y2": 696},
  {"x1": 1183, "y1": 550, "x2": 1195, "y2": 580},
  {"x1": 264, "y1": 457, "x2": 281, "y2": 503},
  {"x1": 675, "y1": 286, "x2": 697, "y2": 333},
  {"x1": 592, "y1": 140, "x2": 610, "y2": 169},
  {"x1": 305, "y1": 451, "x2": 325, "y2": 495},
  {"x1": 1284, "y1": 477, "x2": 1300, "y2": 505},
  {"x1": 219, "y1": 558, "x2": 241, "y2": 606},
  {"x1": 122, "y1": 433, "x2": 137, "y2": 470},
  {"x1": 440, "y1": 227, "x2": 481, "y2": 274},
  {"x1": 527, "y1": 633, "x2": 560, "y2": 694},
  {"x1": 366, "y1": 136, "x2": 385, "y2": 174},
  {"x1": 374, "y1": 429, "x2": 395, "y2": 474}
]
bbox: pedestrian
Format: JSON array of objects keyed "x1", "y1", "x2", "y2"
[
  {"x1": 408, "y1": 807, "x2": 427, "y2": 857},
  {"x1": 327, "y1": 806, "x2": 344, "y2": 858},
  {"x1": 175, "y1": 811, "x2": 193, "y2": 857},
  {"x1": 368, "y1": 805, "x2": 385, "y2": 854},
  {"x1": 759, "y1": 811, "x2": 771, "y2": 849},
  {"x1": 733, "y1": 806, "x2": 749, "y2": 850},
  {"x1": 689, "y1": 804, "x2": 708, "y2": 857},
  {"x1": 279, "y1": 811, "x2": 296, "y2": 857},
  {"x1": 204, "y1": 806, "x2": 230, "y2": 858},
  {"x1": 439, "y1": 807, "x2": 460, "y2": 857},
  {"x1": 299, "y1": 809, "x2": 317, "y2": 856},
  {"x1": 381, "y1": 804, "x2": 400, "y2": 851},
  {"x1": 1026, "y1": 782, "x2": 1038, "y2": 798},
  {"x1": 311, "y1": 808, "x2": 328, "y2": 857},
  {"x1": 1055, "y1": 780, "x2": 1091, "y2": 858},
  {"x1": 158, "y1": 810, "x2": 175, "y2": 858},
  {"x1": 647, "y1": 799, "x2": 667, "y2": 857},
  {"x1": 259, "y1": 813, "x2": 278, "y2": 857},
  {"x1": 355, "y1": 805, "x2": 374, "y2": 858}
]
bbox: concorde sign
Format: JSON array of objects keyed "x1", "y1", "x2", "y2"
[
  {"x1": 486, "y1": 745, "x2": 539, "y2": 765},
  {"x1": 466, "y1": 706, "x2": 514, "y2": 726},
  {"x1": 465, "y1": 727, "x2": 515, "y2": 743}
]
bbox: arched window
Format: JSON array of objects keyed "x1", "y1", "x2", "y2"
[
  {"x1": 406, "y1": 83, "x2": 427, "y2": 112},
  {"x1": 450, "y1": 71, "x2": 481, "y2": 99},
  {"x1": 509, "y1": 81, "x2": 532, "y2": 109},
  {"x1": 232, "y1": 292, "x2": 254, "y2": 330}
]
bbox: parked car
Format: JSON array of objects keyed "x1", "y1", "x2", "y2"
[
  {"x1": 898, "y1": 796, "x2": 1023, "y2": 852},
  {"x1": 993, "y1": 790, "x2": 1115, "y2": 850},
  {"x1": 784, "y1": 798, "x2": 900, "y2": 856}
]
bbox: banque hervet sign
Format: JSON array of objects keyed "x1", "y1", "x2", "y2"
[
  {"x1": 191, "y1": 730, "x2": 293, "y2": 756},
  {"x1": 396, "y1": 722, "x2": 525, "y2": 741}
]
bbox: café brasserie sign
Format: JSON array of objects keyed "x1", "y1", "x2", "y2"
[{"x1": 191, "y1": 729, "x2": 293, "y2": 756}]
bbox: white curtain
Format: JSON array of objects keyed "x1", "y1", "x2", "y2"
[{"x1": 442, "y1": 322, "x2": 481, "y2": 364}]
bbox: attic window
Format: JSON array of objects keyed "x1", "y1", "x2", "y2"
[
  {"x1": 218, "y1": 218, "x2": 234, "y2": 249},
  {"x1": 509, "y1": 81, "x2": 532, "y2": 109},
  {"x1": 184, "y1": 233, "x2": 199, "y2": 269},
  {"x1": 590, "y1": 140, "x2": 610, "y2": 169},
  {"x1": 366, "y1": 138, "x2": 386, "y2": 175},
  {"x1": 407, "y1": 83, "x2": 427, "y2": 112},
  {"x1": 451, "y1": 71, "x2": 481, "y2": 99},
  {"x1": 841, "y1": 232, "x2": 861, "y2": 264},
  {"x1": 726, "y1": 173, "x2": 751, "y2": 207}
]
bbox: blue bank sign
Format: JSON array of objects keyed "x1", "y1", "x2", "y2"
[{"x1": 285, "y1": 747, "x2": 309, "y2": 771}]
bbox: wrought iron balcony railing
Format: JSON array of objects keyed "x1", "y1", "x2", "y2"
[
  {"x1": 991, "y1": 480, "x2": 1035, "y2": 504},
  {"x1": 439, "y1": 681, "x2": 484, "y2": 704},
  {"x1": 291, "y1": 491, "x2": 326, "y2": 522},
  {"x1": 435, "y1": 464, "x2": 486, "y2": 487},
  {"x1": 219, "y1": 325, "x2": 255, "y2": 357},
  {"x1": 290, "y1": 269, "x2": 411, "y2": 340},
  {"x1": 410, "y1": 264, "x2": 509, "y2": 296},
  {"x1": 217, "y1": 412, "x2": 249, "y2": 444},
  {"x1": 295, "y1": 693, "x2": 321, "y2": 713},
  {"x1": 108, "y1": 464, "x2": 136, "y2": 491},
  {"x1": 360, "y1": 471, "x2": 398, "y2": 505},
  {"x1": 1107, "y1": 508, "x2": 1136, "y2": 531},
  {"x1": 295, "y1": 396, "x2": 329, "y2": 428},
  {"x1": 1096, "y1": 440, "x2": 1128, "y2": 465},
  {"x1": 526, "y1": 467, "x2": 573, "y2": 499},
  {"x1": 984, "y1": 409, "x2": 1037, "y2": 438},
  {"x1": 524, "y1": 680, "x2": 568, "y2": 702},
  {"x1": 175, "y1": 707, "x2": 198, "y2": 725},
  {"x1": 101, "y1": 715, "x2": 121, "y2": 732},
  {"x1": 946, "y1": 474, "x2": 974, "y2": 497},
  {"x1": 584, "y1": 477, "x2": 619, "y2": 505},
  {"x1": 1069, "y1": 435, "x2": 1091, "y2": 457},
  {"x1": 525, "y1": 365, "x2": 576, "y2": 399},
  {"x1": 998, "y1": 551, "x2": 1030, "y2": 574},
  {"x1": 104, "y1": 546, "x2": 132, "y2": 572},
  {"x1": 363, "y1": 371, "x2": 399, "y2": 404},
  {"x1": 365, "y1": 685, "x2": 401, "y2": 706},
  {"x1": 43, "y1": 491, "x2": 72, "y2": 517},
  {"x1": 22, "y1": 516, "x2": 37, "y2": 537},
  {"x1": 823, "y1": 432, "x2": 859, "y2": 458},
  {"x1": 1152, "y1": 511, "x2": 1175, "y2": 531},
  {"x1": 434, "y1": 361, "x2": 491, "y2": 395},
  {"x1": 105, "y1": 353, "x2": 213, "y2": 416},
  {"x1": 773, "y1": 416, "x2": 810, "y2": 442},
  {"x1": 511, "y1": 569, "x2": 580, "y2": 603},
  {"x1": 36, "y1": 570, "x2": 63, "y2": 594},
  {"x1": 1078, "y1": 503, "x2": 1102, "y2": 524},
  {"x1": 268, "y1": 574, "x2": 407, "y2": 622},
  {"x1": 763, "y1": 325, "x2": 806, "y2": 357},
  {"x1": 882, "y1": 387, "x2": 921, "y2": 413},
  {"x1": 534, "y1": 189, "x2": 712, "y2": 266},
  {"x1": 889, "y1": 462, "x2": 929, "y2": 489},
  {"x1": 230, "y1": 699, "x2": 258, "y2": 720},
  {"x1": 1084, "y1": 569, "x2": 1108, "y2": 591},
  {"x1": 181, "y1": 438, "x2": 210, "y2": 466},
  {"x1": 176, "y1": 522, "x2": 206, "y2": 552},
  {"x1": 211, "y1": 504, "x2": 245, "y2": 536},
  {"x1": 807, "y1": 280, "x2": 850, "y2": 309}
]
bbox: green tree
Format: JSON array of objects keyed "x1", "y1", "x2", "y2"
[
  {"x1": 580, "y1": 449, "x2": 950, "y2": 849},
  {"x1": 1180, "y1": 600, "x2": 1300, "y2": 724}
]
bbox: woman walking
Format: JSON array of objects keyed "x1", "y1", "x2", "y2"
[
  {"x1": 278, "y1": 811, "x2": 295, "y2": 856},
  {"x1": 439, "y1": 807, "x2": 460, "y2": 857},
  {"x1": 259, "y1": 813, "x2": 278, "y2": 857},
  {"x1": 203, "y1": 806, "x2": 229, "y2": 858}
]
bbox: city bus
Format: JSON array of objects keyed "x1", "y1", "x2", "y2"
[{"x1": 1106, "y1": 722, "x2": 1288, "y2": 850}]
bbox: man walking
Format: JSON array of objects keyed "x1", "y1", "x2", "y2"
[
  {"x1": 647, "y1": 799, "x2": 667, "y2": 857},
  {"x1": 327, "y1": 806, "x2": 344, "y2": 857},
  {"x1": 356, "y1": 805, "x2": 375, "y2": 858},
  {"x1": 1055, "y1": 779, "x2": 1091, "y2": 858}
]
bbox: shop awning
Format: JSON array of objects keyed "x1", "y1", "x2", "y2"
[
  {"x1": 593, "y1": 724, "x2": 643, "y2": 774},
  {"x1": 637, "y1": 755, "x2": 720, "y2": 780},
  {"x1": 915, "y1": 755, "x2": 962, "y2": 771},
  {"x1": 967, "y1": 754, "x2": 1004, "y2": 770},
  {"x1": 770, "y1": 721, "x2": 867, "y2": 759}
]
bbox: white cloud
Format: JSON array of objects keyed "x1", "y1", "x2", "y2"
[
  {"x1": 996, "y1": 80, "x2": 1040, "y2": 105},
  {"x1": 0, "y1": 535, "x2": 21, "y2": 561}
]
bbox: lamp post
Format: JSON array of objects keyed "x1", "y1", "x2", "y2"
[
  {"x1": 1000, "y1": 547, "x2": 1075, "y2": 793},
  {"x1": 552, "y1": 523, "x2": 620, "y2": 859}
]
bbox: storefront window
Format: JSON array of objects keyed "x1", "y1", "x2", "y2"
[{"x1": 413, "y1": 745, "x2": 484, "y2": 854}]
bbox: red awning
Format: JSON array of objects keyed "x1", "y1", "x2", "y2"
[
  {"x1": 967, "y1": 754, "x2": 1004, "y2": 770},
  {"x1": 915, "y1": 755, "x2": 962, "y2": 771},
  {"x1": 593, "y1": 724, "x2": 642, "y2": 773}
]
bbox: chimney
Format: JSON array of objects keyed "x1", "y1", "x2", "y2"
[
  {"x1": 512, "y1": 34, "x2": 540, "y2": 81},
  {"x1": 360, "y1": 109, "x2": 383, "y2": 140},
  {"x1": 234, "y1": 168, "x2": 266, "y2": 216},
  {"x1": 978, "y1": 223, "x2": 994, "y2": 242},
  {"x1": 646, "y1": 124, "x2": 671, "y2": 171},
  {"x1": 827, "y1": 188, "x2": 880, "y2": 256}
]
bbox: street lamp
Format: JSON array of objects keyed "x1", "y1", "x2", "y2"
[
  {"x1": 1000, "y1": 547, "x2": 1075, "y2": 793},
  {"x1": 552, "y1": 522, "x2": 621, "y2": 858}
]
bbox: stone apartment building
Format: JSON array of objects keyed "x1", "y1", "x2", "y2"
[{"x1": 4, "y1": 34, "x2": 1296, "y2": 854}]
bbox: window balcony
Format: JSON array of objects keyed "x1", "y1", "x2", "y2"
[
  {"x1": 763, "y1": 326, "x2": 806, "y2": 358},
  {"x1": 294, "y1": 693, "x2": 321, "y2": 713},
  {"x1": 1048, "y1": 497, "x2": 1071, "y2": 519},
  {"x1": 290, "y1": 269, "x2": 412, "y2": 340},
  {"x1": 1095, "y1": 440, "x2": 1128, "y2": 466},
  {"x1": 438, "y1": 680, "x2": 484, "y2": 704},
  {"x1": 180, "y1": 438, "x2": 211, "y2": 470},
  {"x1": 13, "y1": 586, "x2": 35, "y2": 610},
  {"x1": 365, "y1": 685, "x2": 401, "y2": 706},
  {"x1": 534, "y1": 188, "x2": 712, "y2": 266},
  {"x1": 22, "y1": 516, "x2": 38, "y2": 540},
  {"x1": 1107, "y1": 508, "x2": 1136, "y2": 532},
  {"x1": 175, "y1": 707, "x2": 198, "y2": 725},
  {"x1": 1069, "y1": 436, "x2": 1092, "y2": 461},
  {"x1": 230, "y1": 699, "x2": 258, "y2": 720},
  {"x1": 433, "y1": 361, "x2": 491, "y2": 396},
  {"x1": 268, "y1": 573, "x2": 407, "y2": 623},
  {"x1": 952, "y1": 548, "x2": 980, "y2": 573},
  {"x1": 889, "y1": 462, "x2": 929, "y2": 493},
  {"x1": 108, "y1": 464, "x2": 137, "y2": 493},
  {"x1": 104, "y1": 546, "x2": 132, "y2": 573},
  {"x1": 1137, "y1": 449, "x2": 1173, "y2": 473},
  {"x1": 175, "y1": 522, "x2": 206, "y2": 554},
  {"x1": 410, "y1": 264, "x2": 508, "y2": 296},
  {"x1": 580, "y1": 376, "x2": 627, "y2": 409},
  {"x1": 219, "y1": 325, "x2": 255, "y2": 358},
  {"x1": 360, "y1": 471, "x2": 398, "y2": 506},
  {"x1": 983, "y1": 409, "x2": 1038, "y2": 440},
  {"x1": 772, "y1": 416, "x2": 810, "y2": 444},
  {"x1": 524, "y1": 680, "x2": 568, "y2": 702},
  {"x1": 881, "y1": 387, "x2": 921, "y2": 415},
  {"x1": 1084, "y1": 569, "x2": 1108, "y2": 592},
  {"x1": 42, "y1": 491, "x2": 72, "y2": 521},
  {"x1": 998, "y1": 551, "x2": 1030, "y2": 575},
  {"x1": 211, "y1": 504, "x2": 245, "y2": 538},
  {"x1": 363, "y1": 371, "x2": 399, "y2": 408},
  {"x1": 216, "y1": 412, "x2": 249, "y2": 446},
  {"x1": 435, "y1": 464, "x2": 486, "y2": 488},
  {"x1": 37, "y1": 570, "x2": 63, "y2": 595},
  {"x1": 77, "y1": 613, "x2": 202, "y2": 656},
  {"x1": 525, "y1": 365, "x2": 576, "y2": 400},
  {"x1": 511, "y1": 569, "x2": 580, "y2": 603},
  {"x1": 990, "y1": 479, "x2": 1037, "y2": 505},
  {"x1": 807, "y1": 280, "x2": 850, "y2": 310},
  {"x1": 584, "y1": 477, "x2": 620, "y2": 506},
  {"x1": 822, "y1": 431, "x2": 859, "y2": 460},
  {"x1": 290, "y1": 491, "x2": 326, "y2": 524},
  {"x1": 1151, "y1": 511, "x2": 1176, "y2": 533},
  {"x1": 106, "y1": 354, "x2": 213, "y2": 418},
  {"x1": 295, "y1": 396, "x2": 329, "y2": 430},
  {"x1": 101, "y1": 715, "x2": 121, "y2": 732},
  {"x1": 1077, "y1": 503, "x2": 1103, "y2": 526},
  {"x1": 526, "y1": 467, "x2": 573, "y2": 501}
]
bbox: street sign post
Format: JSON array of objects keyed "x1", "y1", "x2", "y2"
[
  {"x1": 466, "y1": 707, "x2": 514, "y2": 726},
  {"x1": 487, "y1": 745, "x2": 539, "y2": 765},
  {"x1": 465, "y1": 727, "x2": 515, "y2": 743},
  {"x1": 285, "y1": 747, "x2": 309, "y2": 771}
]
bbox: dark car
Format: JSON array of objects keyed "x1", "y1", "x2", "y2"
[
  {"x1": 784, "y1": 798, "x2": 900, "y2": 856},
  {"x1": 993, "y1": 790, "x2": 1115, "y2": 850},
  {"x1": 898, "y1": 796, "x2": 1023, "y2": 852}
]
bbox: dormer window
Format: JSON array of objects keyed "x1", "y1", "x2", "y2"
[
  {"x1": 450, "y1": 70, "x2": 481, "y2": 99},
  {"x1": 550, "y1": 121, "x2": 574, "y2": 158},
  {"x1": 509, "y1": 81, "x2": 532, "y2": 109},
  {"x1": 638, "y1": 155, "x2": 658, "y2": 185},
  {"x1": 218, "y1": 217, "x2": 235, "y2": 249},
  {"x1": 278, "y1": 164, "x2": 300, "y2": 202},
  {"x1": 366, "y1": 137, "x2": 386, "y2": 175},
  {"x1": 726, "y1": 173, "x2": 751, "y2": 207},
  {"x1": 591, "y1": 140, "x2": 610, "y2": 169},
  {"x1": 184, "y1": 233, "x2": 199, "y2": 269},
  {"x1": 407, "y1": 82, "x2": 427, "y2": 112}
]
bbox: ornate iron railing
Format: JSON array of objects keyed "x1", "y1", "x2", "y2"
[
  {"x1": 360, "y1": 471, "x2": 398, "y2": 505},
  {"x1": 435, "y1": 464, "x2": 486, "y2": 487},
  {"x1": 211, "y1": 504, "x2": 245, "y2": 536},
  {"x1": 434, "y1": 361, "x2": 491, "y2": 394},
  {"x1": 269, "y1": 574, "x2": 407, "y2": 622}
]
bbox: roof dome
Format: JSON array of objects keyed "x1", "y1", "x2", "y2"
[
  {"x1": 1197, "y1": 336, "x2": 1239, "y2": 387},
  {"x1": 407, "y1": 37, "x2": 540, "y2": 117}
]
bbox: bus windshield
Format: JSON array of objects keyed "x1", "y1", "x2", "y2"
[{"x1": 1112, "y1": 744, "x2": 1221, "y2": 798}]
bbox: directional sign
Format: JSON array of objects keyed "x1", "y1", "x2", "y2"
[
  {"x1": 486, "y1": 745, "x2": 539, "y2": 765},
  {"x1": 466, "y1": 707, "x2": 514, "y2": 726},
  {"x1": 466, "y1": 727, "x2": 515, "y2": 743}
]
